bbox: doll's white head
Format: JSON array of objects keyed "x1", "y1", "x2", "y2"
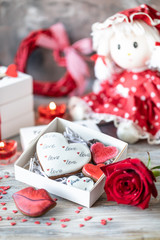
[{"x1": 92, "y1": 20, "x2": 160, "y2": 72}]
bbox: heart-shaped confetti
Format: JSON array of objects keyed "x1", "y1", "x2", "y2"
[
  {"x1": 91, "y1": 142, "x2": 118, "y2": 164},
  {"x1": 82, "y1": 163, "x2": 105, "y2": 181},
  {"x1": 46, "y1": 222, "x2": 52, "y2": 226},
  {"x1": 67, "y1": 175, "x2": 94, "y2": 191},
  {"x1": 12, "y1": 187, "x2": 57, "y2": 217},
  {"x1": 10, "y1": 222, "x2": 16, "y2": 226},
  {"x1": 84, "y1": 216, "x2": 92, "y2": 221},
  {"x1": 5, "y1": 64, "x2": 18, "y2": 77},
  {"x1": 37, "y1": 132, "x2": 91, "y2": 178}
]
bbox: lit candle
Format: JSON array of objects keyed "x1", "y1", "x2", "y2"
[
  {"x1": 0, "y1": 140, "x2": 17, "y2": 165},
  {"x1": 38, "y1": 101, "x2": 66, "y2": 121}
]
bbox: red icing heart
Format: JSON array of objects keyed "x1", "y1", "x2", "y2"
[
  {"x1": 82, "y1": 163, "x2": 105, "y2": 181},
  {"x1": 12, "y1": 187, "x2": 56, "y2": 217},
  {"x1": 5, "y1": 64, "x2": 18, "y2": 77},
  {"x1": 91, "y1": 142, "x2": 118, "y2": 164}
]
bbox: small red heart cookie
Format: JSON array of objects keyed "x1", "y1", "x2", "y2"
[
  {"x1": 12, "y1": 187, "x2": 56, "y2": 217},
  {"x1": 82, "y1": 163, "x2": 105, "y2": 182},
  {"x1": 91, "y1": 142, "x2": 118, "y2": 164}
]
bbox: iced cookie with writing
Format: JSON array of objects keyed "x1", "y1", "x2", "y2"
[
  {"x1": 12, "y1": 187, "x2": 56, "y2": 217},
  {"x1": 67, "y1": 175, "x2": 94, "y2": 191},
  {"x1": 37, "y1": 132, "x2": 91, "y2": 179},
  {"x1": 82, "y1": 163, "x2": 105, "y2": 182},
  {"x1": 91, "y1": 142, "x2": 118, "y2": 164}
]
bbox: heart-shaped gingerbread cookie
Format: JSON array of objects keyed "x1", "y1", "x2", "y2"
[
  {"x1": 82, "y1": 163, "x2": 105, "y2": 182},
  {"x1": 37, "y1": 132, "x2": 91, "y2": 178},
  {"x1": 91, "y1": 142, "x2": 118, "y2": 164},
  {"x1": 67, "y1": 175, "x2": 94, "y2": 191}
]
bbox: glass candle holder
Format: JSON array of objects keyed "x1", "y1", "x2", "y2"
[
  {"x1": 0, "y1": 140, "x2": 17, "y2": 165},
  {"x1": 38, "y1": 101, "x2": 66, "y2": 124}
]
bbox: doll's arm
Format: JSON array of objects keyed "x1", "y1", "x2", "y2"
[{"x1": 94, "y1": 57, "x2": 113, "y2": 81}]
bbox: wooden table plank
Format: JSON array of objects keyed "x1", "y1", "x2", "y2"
[{"x1": 0, "y1": 124, "x2": 160, "y2": 240}]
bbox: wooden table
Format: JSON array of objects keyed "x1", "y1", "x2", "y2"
[{"x1": 0, "y1": 123, "x2": 160, "y2": 240}]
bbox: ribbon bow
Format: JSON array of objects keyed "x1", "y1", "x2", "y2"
[{"x1": 36, "y1": 23, "x2": 92, "y2": 95}]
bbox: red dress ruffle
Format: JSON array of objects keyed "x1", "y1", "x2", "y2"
[{"x1": 82, "y1": 69, "x2": 160, "y2": 136}]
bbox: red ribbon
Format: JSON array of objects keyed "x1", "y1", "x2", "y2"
[
  {"x1": 91, "y1": 54, "x2": 107, "y2": 66},
  {"x1": 15, "y1": 23, "x2": 92, "y2": 96}
]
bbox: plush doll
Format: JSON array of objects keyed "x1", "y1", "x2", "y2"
[{"x1": 69, "y1": 4, "x2": 160, "y2": 144}]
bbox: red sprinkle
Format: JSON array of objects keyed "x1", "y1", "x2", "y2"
[
  {"x1": 107, "y1": 218, "x2": 113, "y2": 221},
  {"x1": 46, "y1": 222, "x2": 52, "y2": 226},
  {"x1": 75, "y1": 210, "x2": 80, "y2": 214},
  {"x1": 2, "y1": 207, "x2": 7, "y2": 210},
  {"x1": 0, "y1": 196, "x2": 3, "y2": 199},
  {"x1": 22, "y1": 219, "x2": 28, "y2": 222},
  {"x1": 2, "y1": 191, "x2": 7, "y2": 194},
  {"x1": 50, "y1": 217, "x2": 56, "y2": 221},
  {"x1": 79, "y1": 224, "x2": 84, "y2": 227},
  {"x1": 101, "y1": 219, "x2": 107, "y2": 225},
  {"x1": 0, "y1": 202, "x2": 6, "y2": 205},
  {"x1": 34, "y1": 221, "x2": 40, "y2": 224},
  {"x1": 4, "y1": 175, "x2": 10, "y2": 178},
  {"x1": 4, "y1": 186, "x2": 10, "y2": 190},
  {"x1": 53, "y1": 198, "x2": 58, "y2": 201},
  {"x1": 84, "y1": 216, "x2": 92, "y2": 221},
  {"x1": 0, "y1": 217, "x2": 3, "y2": 221},
  {"x1": 6, "y1": 216, "x2": 12, "y2": 220},
  {"x1": 0, "y1": 177, "x2": 3, "y2": 180},
  {"x1": 13, "y1": 210, "x2": 18, "y2": 213},
  {"x1": 10, "y1": 222, "x2": 16, "y2": 226},
  {"x1": 60, "y1": 218, "x2": 70, "y2": 222},
  {"x1": 78, "y1": 207, "x2": 83, "y2": 210},
  {"x1": 61, "y1": 224, "x2": 67, "y2": 228}
]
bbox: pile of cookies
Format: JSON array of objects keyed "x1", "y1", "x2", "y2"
[{"x1": 33, "y1": 128, "x2": 119, "y2": 191}]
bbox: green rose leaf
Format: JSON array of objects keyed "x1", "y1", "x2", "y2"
[{"x1": 152, "y1": 169, "x2": 160, "y2": 178}]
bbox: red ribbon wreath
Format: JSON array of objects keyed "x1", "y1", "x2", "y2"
[{"x1": 15, "y1": 23, "x2": 92, "y2": 97}]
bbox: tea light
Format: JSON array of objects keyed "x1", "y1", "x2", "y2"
[
  {"x1": 0, "y1": 140, "x2": 17, "y2": 165},
  {"x1": 38, "y1": 101, "x2": 66, "y2": 121}
]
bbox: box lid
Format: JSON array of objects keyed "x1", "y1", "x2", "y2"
[{"x1": 0, "y1": 66, "x2": 33, "y2": 105}]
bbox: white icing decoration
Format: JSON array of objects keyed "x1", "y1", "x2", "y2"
[
  {"x1": 36, "y1": 132, "x2": 91, "y2": 177},
  {"x1": 67, "y1": 175, "x2": 94, "y2": 191}
]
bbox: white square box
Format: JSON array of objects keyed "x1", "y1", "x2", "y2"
[
  {"x1": 0, "y1": 95, "x2": 33, "y2": 122},
  {"x1": 15, "y1": 118, "x2": 128, "y2": 207},
  {"x1": 1, "y1": 111, "x2": 35, "y2": 139},
  {"x1": 0, "y1": 66, "x2": 32, "y2": 105}
]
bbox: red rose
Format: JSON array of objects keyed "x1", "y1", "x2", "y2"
[{"x1": 101, "y1": 158, "x2": 158, "y2": 209}]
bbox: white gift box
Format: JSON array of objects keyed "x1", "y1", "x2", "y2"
[
  {"x1": 15, "y1": 118, "x2": 128, "y2": 207},
  {"x1": 0, "y1": 95, "x2": 33, "y2": 122},
  {"x1": 0, "y1": 66, "x2": 34, "y2": 138},
  {"x1": 0, "y1": 66, "x2": 32, "y2": 105},
  {"x1": 20, "y1": 120, "x2": 100, "y2": 151},
  {"x1": 1, "y1": 111, "x2": 35, "y2": 139}
]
